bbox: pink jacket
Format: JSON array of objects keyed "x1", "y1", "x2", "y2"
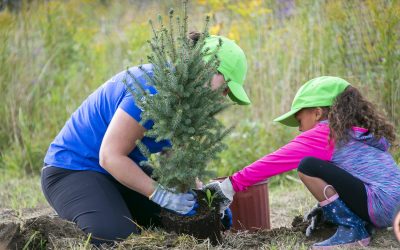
[{"x1": 230, "y1": 122, "x2": 334, "y2": 192}]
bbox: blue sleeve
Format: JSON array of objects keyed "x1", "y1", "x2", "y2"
[{"x1": 118, "y1": 90, "x2": 154, "y2": 130}]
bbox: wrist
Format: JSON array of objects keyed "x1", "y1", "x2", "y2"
[
  {"x1": 148, "y1": 182, "x2": 160, "y2": 200},
  {"x1": 220, "y1": 177, "x2": 235, "y2": 200}
]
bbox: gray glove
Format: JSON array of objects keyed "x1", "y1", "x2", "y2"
[
  {"x1": 149, "y1": 184, "x2": 196, "y2": 215},
  {"x1": 203, "y1": 178, "x2": 235, "y2": 214},
  {"x1": 303, "y1": 203, "x2": 324, "y2": 237}
]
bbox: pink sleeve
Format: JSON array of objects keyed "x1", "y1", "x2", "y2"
[{"x1": 230, "y1": 123, "x2": 335, "y2": 192}]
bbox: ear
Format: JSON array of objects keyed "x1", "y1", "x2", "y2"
[{"x1": 314, "y1": 108, "x2": 323, "y2": 121}]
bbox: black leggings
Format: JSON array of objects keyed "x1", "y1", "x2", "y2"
[
  {"x1": 297, "y1": 157, "x2": 371, "y2": 223},
  {"x1": 41, "y1": 166, "x2": 161, "y2": 245}
]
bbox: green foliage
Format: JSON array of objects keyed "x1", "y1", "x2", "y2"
[
  {"x1": 205, "y1": 188, "x2": 217, "y2": 208},
  {"x1": 0, "y1": 0, "x2": 151, "y2": 176},
  {"x1": 0, "y1": 0, "x2": 398, "y2": 178},
  {"x1": 129, "y1": 2, "x2": 231, "y2": 192}
]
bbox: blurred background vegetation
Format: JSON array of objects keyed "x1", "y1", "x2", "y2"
[{"x1": 0, "y1": 0, "x2": 399, "y2": 197}]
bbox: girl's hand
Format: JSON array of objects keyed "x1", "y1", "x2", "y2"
[
  {"x1": 203, "y1": 178, "x2": 235, "y2": 214},
  {"x1": 303, "y1": 203, "x2": 324, "y2": 237}
]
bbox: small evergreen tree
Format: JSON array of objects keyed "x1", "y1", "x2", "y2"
[{"x1": 127, "y1": 1, "x2": 231, "y2": 193}]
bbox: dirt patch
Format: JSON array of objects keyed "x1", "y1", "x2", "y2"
[
  {"x1": 2, "y1": 207, "x2": 396, "y2": 249},
  {"x1": 221, "y1": 215, "x2": 336, "y2": 249},
  {"x1": 291, "y1": 215, "x2": 337, "y2": 241},
  {"x1": 0, "y1": 208, "x2": 85, "y2": 249},
  {"x1": 161, "y1": 190, "x2": 222, "y2": 245}
]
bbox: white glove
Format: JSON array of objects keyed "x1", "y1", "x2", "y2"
[
  {"x1": 303, "y1": 203, "x2": 324, "y2": 237},
  {"x1": 149, "y1": 184, "x2": 196, "y2": 215},
  {"x1": 203, "y1": 178, "x2": 235, "y2": 214}
]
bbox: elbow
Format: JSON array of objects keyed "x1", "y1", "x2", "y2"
[{"x1": 99, "y1": 150, "x2": 111, "y2": 169}]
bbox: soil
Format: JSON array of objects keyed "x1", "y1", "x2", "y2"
[
  {"x1": 0, "y1": 207, "x2": 85, "y2": 249},
  {"x1": 4, "y1": 208, "x2": 393, "y2": 249},
  {"x1": 221, "y1": 215, "x2": 337, "y2": 249},
  {"x1": 291, "y1": 215, "x2": 337, "y2": 241},
  {"x1": 160, "y1": 189, "x2": 222, "y2": 245}
]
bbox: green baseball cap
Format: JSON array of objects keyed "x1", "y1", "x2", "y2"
[
  {"x1": 203, "y1": 35, "x2": 251, "y2": 105},
  {"x1": 274, "y1": 76, "x2": 350, "y2": 127}
]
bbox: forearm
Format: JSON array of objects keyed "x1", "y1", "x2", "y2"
[
  {"x1": 230, "y1": 123, "x2": 334, "y2": 192},
  {"x1": 230, "y1": 155, "x2": 298, "y2": 192},
  {"x1": 101, "y1": 155, "x2": 156, "y2": 197}
]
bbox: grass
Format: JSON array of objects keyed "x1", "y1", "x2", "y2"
[
  {"x1": 0, "y1": 0, "x2": 399, "y2": 176},
  {"x1": 1, "y1": 174, "x2": 398, "y2": 249},
  {"x1": 0, "y1": 171, "x2": 46, "y2": 210}
]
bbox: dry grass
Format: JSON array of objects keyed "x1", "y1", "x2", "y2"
[
  {"x1": 1, "y1": 175, "x2": 398, "y2": 249},
  {"x1": 110, "y1": 180, "x2": 399, "y2": 250}
]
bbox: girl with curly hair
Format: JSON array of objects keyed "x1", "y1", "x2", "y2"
[{"x1": 206, "y1": 76, "x2": 400, "y2": 249}]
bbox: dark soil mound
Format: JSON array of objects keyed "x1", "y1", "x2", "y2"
[
  {"x1": 161, "y1": 190, "x2": 222, "y2": 245},
  {"x1": 0, "y1": 208, "x2": 85, "y2": 249}
]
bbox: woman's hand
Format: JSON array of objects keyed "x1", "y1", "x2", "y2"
[
  {"x1": 149, "y1": 184, "x2": 197, "y2": 215},
  {"x1": 203, "y1": 178, "x2": 235, "y2": 214}
]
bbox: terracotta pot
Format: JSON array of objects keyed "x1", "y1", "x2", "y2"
[
  {"x1": 393, "y1": 206, "x2": 400, "y2": 242},
  {"x1": 213, "y1": 177, "x2": 270, "y2": 232}
]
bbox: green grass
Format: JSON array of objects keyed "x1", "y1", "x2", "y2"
[
  {"x1": 0, "y1": 0, "x2": 398, "y2": 177},
  {"x1": 0, "y1": 171, "x2": 46, "y2": 210}
]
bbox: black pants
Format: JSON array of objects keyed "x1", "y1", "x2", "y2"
[
  {"x1": 41, "y1": 166, "x2": 161, "y2": 245},
  {"x1": 297, "y1": 157, "x2": 371, "y2": 223}
]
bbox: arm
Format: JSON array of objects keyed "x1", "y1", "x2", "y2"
[
  {"x1": 99, "y1": 108, "x2": 196, "y2": 215},
  {"x1": 230, "y1": 123, "x2": 335, "y2": 192},
  {"x1": 99, "y1": 108, "x2": 155, "y2": 196}
]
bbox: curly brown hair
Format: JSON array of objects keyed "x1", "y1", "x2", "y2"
[{"x1": 328, "y1": 86, "x2": 396, "y2": 145}]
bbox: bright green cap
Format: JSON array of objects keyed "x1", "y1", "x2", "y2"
[
  {"x1": 203, "y1": 35, "x2": 251, "y2": 105},
  {"x1": 274, "y1": 76, "x2": 350, "y2": 127}
]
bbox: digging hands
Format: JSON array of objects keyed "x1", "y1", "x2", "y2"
[
  {"x1": 149, "y1": 183, "x2": 197, "y2": 215},
  {"x1": 203, "y1": 178, "x2": 235, "y2": 214},
  {"x1": 303, "y1": 203, "x2": 324, "y2": 237}
]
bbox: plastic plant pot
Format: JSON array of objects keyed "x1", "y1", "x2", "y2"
[
  {"x1": 393, "y1": 206, "x2": 400, "y2": 242},
  {"x1": 213, "y1": 177, "x2": 270, "y2": 232}
]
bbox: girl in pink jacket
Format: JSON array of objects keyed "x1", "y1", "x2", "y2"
[{"x1": 206, "y1": 76, "x2": 400, "y2": 249}]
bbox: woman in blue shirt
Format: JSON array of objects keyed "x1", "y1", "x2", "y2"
[{"x1": 41, "y1": 33, "x2": 251, "y2": 244}]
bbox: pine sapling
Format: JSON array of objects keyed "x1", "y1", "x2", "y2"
[{"x1": 125, "y1": 0, "x2": 231, "y2": 193}]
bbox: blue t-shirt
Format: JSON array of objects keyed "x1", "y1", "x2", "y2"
[{"x1": 44, "y1": 64, "x2": 171, "y2": 174}]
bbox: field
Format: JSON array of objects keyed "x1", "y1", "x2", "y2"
[{"x1": 0, "y1": 0, "x2": 399, "y2": 249}]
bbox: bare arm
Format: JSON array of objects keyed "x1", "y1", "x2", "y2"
[{"x1": 99, "y1": 108, "x2": 156, "y2": 197}]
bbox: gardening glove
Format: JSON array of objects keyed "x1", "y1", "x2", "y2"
[
  {"x1": 203, "y1": 178, "x2": 235, "y2": 214},
  {"x1": 149, "y1": 183, "x2": 197, "y2": 216},
  {"x1": 303, "y1": 203, "x2": 324, "y2": 237},
  {"x1": 221, "y1": 208, "x2": 233, "y2": 231}
]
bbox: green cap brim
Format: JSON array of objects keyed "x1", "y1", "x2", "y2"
[
  {"x1": 227, "y1": 81, "x2": 251, "y2": 105},
  {"x1": 273, "y1": 108, "x2": 302, "y2": 127}
]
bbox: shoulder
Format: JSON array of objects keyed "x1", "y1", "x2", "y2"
[{"x1": 298, "y1": 122, "x2": 330, "y2": 139}]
